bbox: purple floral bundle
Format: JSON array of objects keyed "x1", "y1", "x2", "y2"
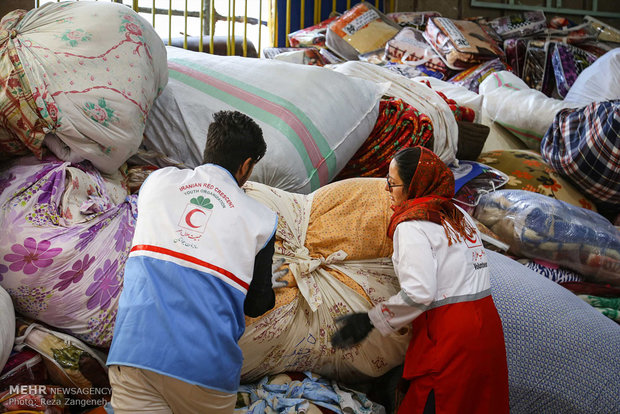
[{"x1": 0, "y1": 155, "x2": 137, "y2": 347}]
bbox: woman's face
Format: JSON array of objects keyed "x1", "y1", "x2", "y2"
[{"x1": 386, "y1": 159, "x2": 408, "y2": 207}]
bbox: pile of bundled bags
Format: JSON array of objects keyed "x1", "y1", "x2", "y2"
[
  {"x1": 0, "y1": 1, "x2": 162, "y2": 412},
  {"x1": 0, "y1": 1, "x2": 619, "y2": 413},
  {"x1": 259, "y1": 2, "x2": 620, "y2": 323}
]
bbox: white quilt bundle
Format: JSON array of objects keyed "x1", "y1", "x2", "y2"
[
  {"x1": 240, "y1": 178, "x2": 410, "y2": 383},
  {"x1": 12, "y1": 1, "x2": 168, "y2": 173}
]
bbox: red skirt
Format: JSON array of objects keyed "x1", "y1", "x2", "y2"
[{"x1": 398, "y1": 295, "x2": 509, "y2": 414}]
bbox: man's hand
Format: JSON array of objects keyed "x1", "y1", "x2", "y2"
[
  {"x1": 331, "y1": 313, "x2": 374, "y2": 349},
  {"x1": 271, "y1": 258, "x2": 289, "y2": 289}
]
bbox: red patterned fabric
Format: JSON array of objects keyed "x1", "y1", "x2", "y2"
[
  {"x1": 420, "y1": 79, "x2": 476, "y2": 122},
  {"x1": 559, "y1": 281, "x2": 620, "y2": 298},
  {"x1": 335, "y1": 98, "x2": 433, "y2": 180},
  {"x1": 0, "y1": 10, "x2": 48, "y2": 160},
  {"x1": 387, "y1": 147, "x2": 475, "y2": 245}
]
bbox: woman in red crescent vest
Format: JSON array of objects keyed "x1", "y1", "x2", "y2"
[{"x1": 331, "y1": 146, "x2": 509, "y2": 414}]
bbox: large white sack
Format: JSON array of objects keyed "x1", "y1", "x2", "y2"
[
  {"x1": 409, "y1": 76, "x2": 526, "y2": 153},
  {"x1": 564, "y1": 48, "x2": 620, "y2": 107},
  {"x1": 13, "y1": 1, "x2": 167, "y2": 173},
  {"x1": 479, "y1": 71, "x2": 579, "y2": 150},
  {"x1": 143, "y1": 46, "x2": 386, "y2": 194},
  {"x1": 0, "y1": 286, "x2": 15, "y2": 372},
  {"x1": 329, "y1": 61, "x2": 459, "y2": 167}
]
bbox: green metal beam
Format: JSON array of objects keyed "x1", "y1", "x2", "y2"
[{"x1": 470, "y1": 0, "x2": 620, "y2": 19}]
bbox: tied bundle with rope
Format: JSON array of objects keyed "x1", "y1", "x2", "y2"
[{"x1": 335, "y1": 98, "x2": 433, "y2": 180}]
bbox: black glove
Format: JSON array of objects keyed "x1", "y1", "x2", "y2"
[{"x1": 331, "y1": 312, "x2": 373, "y2": 349}]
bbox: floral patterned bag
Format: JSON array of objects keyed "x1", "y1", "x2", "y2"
[
  {"x1": 0, "y1": 155, "x2": 136, "y2": 347},
  {"x1": 2, "y1": 1, "x2": 167, "y2": 174}
]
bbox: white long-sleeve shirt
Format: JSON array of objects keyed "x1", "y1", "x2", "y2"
[{"x1": 368, "y1": 208, "x2": 491, "y2": 335}]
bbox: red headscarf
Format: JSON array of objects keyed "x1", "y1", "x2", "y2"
[{"x1": 387, "y1": 147, "x2": 475, "y2": 245}]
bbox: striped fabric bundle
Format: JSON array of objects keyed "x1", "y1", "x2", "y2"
[
  {"x1": 335, "y1": 98, "x2": 433, "y2": 180},
  {"x1": 144, "y1": 46, "x2": 386, "y2": 194}
]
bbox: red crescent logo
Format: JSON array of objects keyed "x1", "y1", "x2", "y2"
[
  {"x1": 185, "y1": 208, "x2": 206, "y2": 229},
  {"x1": 464, "y1": 230, "x2": 479, "y2": 244}
]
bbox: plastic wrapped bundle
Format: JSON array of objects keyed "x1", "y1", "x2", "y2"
[
  {"x1": 270, "y1": 48, "x2": 327, "y2": 66},
  {"x1": 550, "y1": 43, "x2": 597, "y2": 98},
  {"x1": 13, "y1": 319, "x2": 110, "y2": 400},
  {"x1": 423, "y1": 18, "x2": 504, "y2": 70},
  {"x1": 476, "y1": 149, "x2": 597, "y2": 211},
  {"x1": 0, "y1": 1, "x2": 168, "y2": 173},
  {"x1": 474, "y1": 189, "x2": 620, "y2": 286},
  {"x1": 288, "y1": 16, "x2": 336, "y2": 48},
  {"x1": 521, "y1": 40, "x2": 552, "y2": 94},
  {"x1": 326, "y1": 2, "x2": 401, "y2": 60},
  {"x1": 488, "y1": 11, "x2": 547, "y2": 40},
  {"x1": 384, "y1": 27, "x2": 450, "y2": 79},
  {"x1": 0, "y1": 350, "x2": 47, "y2": 391},
  {"x1": 447, "y1": 58, "x2": 506, "y2": 93},
  {"x1": 503, "y1": 38, "x2": 527, "y2": 78},
  {"x1": 386, "y1": 11, "x2": 441, "y2": 29},
  {"x1": 240, "y1": 178, "x2": 410, "y2": 384}
]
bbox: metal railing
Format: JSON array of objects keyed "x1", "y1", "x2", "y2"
[{"x1": 34, "y1": 1, "x2": 395, "y2": 57}]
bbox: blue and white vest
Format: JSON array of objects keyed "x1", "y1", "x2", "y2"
[{"x1": 107, "y1": 164, "x2": 277, "y2": 393}]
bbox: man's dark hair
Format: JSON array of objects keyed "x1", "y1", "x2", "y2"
[
  {"x1": 393, "y1": 146, "x2": 421, "y2": 197},
  {"x1": 202, "y1": 110, "x2": 266, "y2": 175}
]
